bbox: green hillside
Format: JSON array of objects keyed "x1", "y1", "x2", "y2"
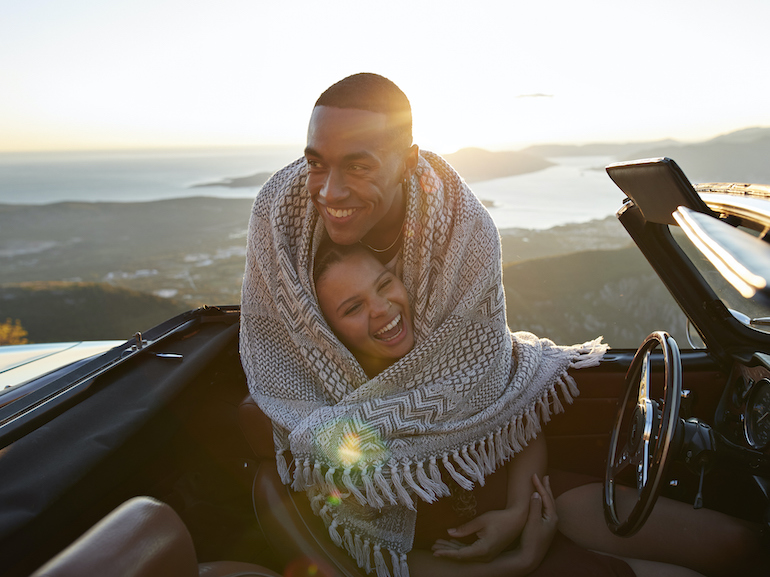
[
  {"x1": 504, "y1": 246, "x2": 686, "y2": 349},
  {"x1": 0, "y1": 197, "x2": 252, "y2": 305},
  {"x1": 0, "y1": 198, "x2": 676, "y2": 348},
  {"x1": 620, "y1": 128, "x2": 770, "y2": 183},
  {"x1": 0, "y1": 282, "x2": 189, "y2": 342},
  {"x1": 499, "y1": 216, "x2": 630, "y2": 264},
  {"x1": 1, "y1": 246, "x2": 683, "y2": 348},
  {"x1": 442, "y1": 148, "x2": 553, "y2": 182}
]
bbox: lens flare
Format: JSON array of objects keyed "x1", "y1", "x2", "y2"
[
  {"x1": 312, "y1": 417, "x2": 390, "y2": 469},
  {"x1": 337, "y1": 432, "x2": 362, "y2": 466},
  {"x1": 327, "y1": 488, "x2": 342, "y2": 507},
  {"x1": 284, "y1": 556, "x2": 336, "y2": 577}
]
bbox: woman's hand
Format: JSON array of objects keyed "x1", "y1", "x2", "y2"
[
  {"x1": 432, "y1": 474, "x2": 557, "y2": 568},
  {"x1": 432, "y1": 507, "x2": 526, "y2": 562},
  {"x1": 514, "y1": 475, "x2": 558, "y2": 569}
]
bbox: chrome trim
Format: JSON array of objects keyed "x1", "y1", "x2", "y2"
[
  {"x1": 700, "y1": 191, "x2": 770, "y2": 232},
  {"x1": 0, "y1": 319, "x2": 196, "y2": 431},
  {"x1": 673, "y1": 206, "x2": 768, "y2": 299}
]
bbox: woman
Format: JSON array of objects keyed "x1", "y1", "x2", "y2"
[{"x1": 313, "y1": 239, "x2": 564, "y2": 575}]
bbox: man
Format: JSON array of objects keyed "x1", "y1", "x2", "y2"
[
  {"x1": 240, "y1": 73, "x2": 607, "y2": 577},
  {"x1": 303, "y1": 75, "x2": 419, "y2": 260}
]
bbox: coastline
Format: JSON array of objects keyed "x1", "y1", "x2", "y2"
[{"x1": 0, "y1": 149, "x2": 624, "y2": 231}]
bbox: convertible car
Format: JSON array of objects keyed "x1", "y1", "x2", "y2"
[{"x1": 1, "y1": 158, "x2": 769, "y2": 576}]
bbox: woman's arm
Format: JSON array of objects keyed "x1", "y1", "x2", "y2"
[
  {"x1": 411, "y1": 474, "x2": 558, "y2": 577},
  {"x1": 432, "y1": 434, "x2": 550, "y2": 562},
  {"x1": 505, "y1": 433, "x2": 548, "y2": 509}
]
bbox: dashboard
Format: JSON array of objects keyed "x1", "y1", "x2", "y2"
[{"x1": 722, "y1": 357, "x2": 770, "y2": 454}]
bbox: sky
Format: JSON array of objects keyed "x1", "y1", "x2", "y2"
[{"x1": 1, "y1": 0, "x2": 769, "y2": 154}]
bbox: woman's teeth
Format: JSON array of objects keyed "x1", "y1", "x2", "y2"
[{"x1": 374, "y1": 314, "x2": 402, "y2": 341}]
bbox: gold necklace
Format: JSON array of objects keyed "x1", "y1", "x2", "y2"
[
  {"x1": 360, "y1": 221, "x2": 405, "y2": 253},
  {"x1": 362, "y1": 180, "x2": 409, "y2": 253}
]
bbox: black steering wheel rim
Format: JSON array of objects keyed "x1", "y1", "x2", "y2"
[{"x1": 604, "y1": 331, "x2": 682, "y2": 536}]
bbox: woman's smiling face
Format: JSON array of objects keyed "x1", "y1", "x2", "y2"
[{"x1": 316, "y1": 249, "x2": 414, "y2": 377}]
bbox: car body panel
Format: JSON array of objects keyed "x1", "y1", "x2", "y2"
[{"x1": 0, "y1": 341, "x2": 122, "y2": 396}]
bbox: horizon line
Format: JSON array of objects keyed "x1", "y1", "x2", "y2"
[{"x1": 1, "y1": 125, "x2": 767, "y2": 156}]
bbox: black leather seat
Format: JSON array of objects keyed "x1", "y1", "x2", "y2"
[
  {"x1": 239, "y1": 395, "x2": 364, "y2": 576},
  {"x1": 30, "y1": 496, "x2": 280, "y2": 577}
]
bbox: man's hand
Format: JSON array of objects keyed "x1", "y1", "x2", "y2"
[{"x1": 431, "y1": 474, "x2": 557, "y2": 568}]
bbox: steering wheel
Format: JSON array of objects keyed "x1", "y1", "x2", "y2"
[{"x1": 604, "y1": 331, "x2": 682, "y2": 536}]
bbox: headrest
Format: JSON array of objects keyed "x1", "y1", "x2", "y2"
[{"x1": 31, "y1": 497, "x2": 198, "y2": 577}]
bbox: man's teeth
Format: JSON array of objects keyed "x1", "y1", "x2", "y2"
[
  {"x1": 326, "y1": 207, "x2": 355, "y2": 218},
  {"x1": 375, "y1": 314, "x2": 401, "y2": 338}
]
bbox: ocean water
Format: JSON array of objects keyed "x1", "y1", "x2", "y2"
[
  {"x1": 0, "y1": 149, "x2": 625, "y2": 230},
  {"x1": 473, "y1": 156, "x2": 625, "y2": 230},
  {"x1": 0, "y1": 146, "x2": 302, "y2": 204}
]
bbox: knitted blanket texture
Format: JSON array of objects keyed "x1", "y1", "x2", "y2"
[{"x1": 240, "y1": 151, "x2": 607, "y2": 577}]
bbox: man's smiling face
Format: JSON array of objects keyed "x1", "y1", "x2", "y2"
[{"x1": 304, "y1": 106, "x2": 411, "y2": 247}]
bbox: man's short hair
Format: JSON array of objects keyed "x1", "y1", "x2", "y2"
[{"x1": 315, "y1": 73, "x2": 412, "y2": 148}]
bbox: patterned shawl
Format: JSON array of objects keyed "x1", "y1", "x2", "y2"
[{"x1": 240, "y1": 150, "x2": 606, "y2": 577}]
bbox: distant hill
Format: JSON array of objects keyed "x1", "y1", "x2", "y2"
[
  {"x1": 0, "y1": 282, "x2": 189, "y2": 342},
  {"x1": 184, "y1": 126, "x2": 770, "y2": 191},
  {"x1": 191, "y1": 148, "x2": 554, "y2": 189},
  {"x1": 0, "y1": 197, "x2": 253, "y2": 305},
  {"x1": 521, "y1": 126, "x2": 770, "y2": 184},
  {"x1": 616, "y1": 127, "x2": 770, "y2": 183},
  {"x1": 521, "y1": 139, "x2": 681, "y2": 158},
  {"x1": 183, "y1": 127, "x2": 770, "y2": 189},
  {"x1": 0, "y1": 197, "x2": 253, "y2": 266},
  {"x1": 504, "y1": 246, "x2": 686, "y2": 348},
  {"x1": 499, "y1": 216, "x2": 631, "y2": 265},
  {"x1": 2, "y1": 244, "x2": 679, "y2": 348},
  {"x1": 0, "y1": 191, "x2": 647, "y2": 347},
  {"x1": 442, "y1": 148, "x2": 553, "y2": 182},
  {"x1": 191, "y1": 171, "x2": 273, "y2": 189}
]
